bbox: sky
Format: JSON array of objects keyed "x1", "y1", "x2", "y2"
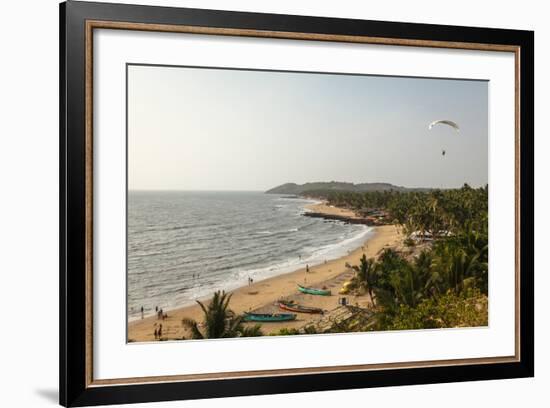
[{"x1": 128, "y1": 64, "x2": 488, "y2": 191}]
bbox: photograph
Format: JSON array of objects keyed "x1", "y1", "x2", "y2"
[
  {"x1": 54, "y1": 1, "x2": 536, "y2": 405},
  {"x1": 126, "y1": 64, "x2": 489, "y2": 342}
]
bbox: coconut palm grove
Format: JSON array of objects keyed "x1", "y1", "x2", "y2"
[{"x1": 326, "y1": 185, "x2": 489, "y2": 331}]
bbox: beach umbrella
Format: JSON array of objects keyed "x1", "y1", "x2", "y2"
[{"x1": 428, "y1": 119, "x2": 460, "y2": 156}]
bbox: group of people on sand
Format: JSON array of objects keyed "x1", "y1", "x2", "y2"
[
  {"x1": 151, "y1": 307, "x2": 168, "y2": 340},
  {"x1": 139, "y1": 305, "x2": 168, "y2": 320},
  {"x1": 155, "y1": 306, "x2": 168, "y2": 320},
  {"x1": 153, "y1": 323, "x2": 163, "y2": 340}
]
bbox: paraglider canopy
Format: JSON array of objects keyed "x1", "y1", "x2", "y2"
[
  {"x1": 428, "y1": 119, "x2": 460, "y2": 132},
  {"x1": 429, "y1": 119, "x2": 459, "y2": 158}
]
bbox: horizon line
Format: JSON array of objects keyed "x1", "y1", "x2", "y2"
[{"x1": 128, "y1": 185, "x2": 488, "y2": 193}]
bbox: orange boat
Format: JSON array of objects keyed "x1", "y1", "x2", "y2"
[{"x1": 278, "y1": 300, "x2": 323, "y2": 314}]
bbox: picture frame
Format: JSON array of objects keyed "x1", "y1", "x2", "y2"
[{"x1": 60, "y1": 1, "x2": 534, "y2": 406}]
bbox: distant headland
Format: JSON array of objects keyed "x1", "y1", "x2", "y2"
[{"x1": 265, "y1": 181, "x2": 430, "y2": 195}]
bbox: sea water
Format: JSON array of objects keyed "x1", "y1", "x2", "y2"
[{"x1": 128, "y1": 191, "x2": 372, "y2": 319}]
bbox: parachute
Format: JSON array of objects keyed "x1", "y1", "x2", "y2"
[
  {"x1": 428, "y1": 119, "x2": 460, "y2": 132},
  {"x1": 429, "y1": 120, "x2": 459, "y2": 157}
]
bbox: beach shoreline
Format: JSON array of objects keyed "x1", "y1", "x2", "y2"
[
  {"x1": 128, "y1": 200, "x2": 370, "y2": 323},
  {"x1": 128, "y1": 206, "x2": 403, "y2": 342},
  {"x1": 304, "y1": 202, "x2": 359, "y2": 219}
]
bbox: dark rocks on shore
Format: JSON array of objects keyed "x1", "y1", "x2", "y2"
[{"x1": 303, "y1": 212, "x2": 374, "y2": 226}]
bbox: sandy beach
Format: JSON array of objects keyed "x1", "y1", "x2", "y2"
[
  {"x1": 304, "y1": 202, "x2": 360, "y2": 219},
  {"x1": 128, "y1": 208, "x2": 402, "y2": 342}
]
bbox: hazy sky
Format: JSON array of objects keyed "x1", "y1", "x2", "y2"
[{"x1": 128, "y1": 64, "x2": 488, "y2": 191}]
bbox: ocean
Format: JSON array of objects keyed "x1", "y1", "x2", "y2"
[{"x1": 127, "y1": 191, "x2": 372, "y2": 319}]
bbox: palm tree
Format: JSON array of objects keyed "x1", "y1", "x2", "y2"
[
  {"x1": 431, "y1": 243, "x2": 481, "y2": 294},
  {"x1": 181, "y1": 291, "x2": 262, "y2": 339},
  {"x1": 352, "y1": 254, "x2": 377, "y2": 306},
  {"x1": 393, "y1": 265, "x2": 421, "y2": 308},
  {"x1": 239, "y1": 324, "x2": 263, "y2": 337},
  {"x1": 413, "y1": 251, "x2": 435, "y2": 298}
]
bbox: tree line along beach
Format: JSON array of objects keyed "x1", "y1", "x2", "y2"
[{"x1": 127, "y1": 183, "x2": 489, "y2": 342}]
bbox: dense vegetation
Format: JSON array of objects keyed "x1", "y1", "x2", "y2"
[
  {"x1": 310, "y1": 184, "x2": 488, "y2": 237},
  {"x1": 332, "y1": 184, "x2": 489, "y2": 330}
]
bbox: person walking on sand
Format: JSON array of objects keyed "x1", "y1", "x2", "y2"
[
  {"x1": 158, "y1": 324, "x2": 163, "y2": 339},
  {"x1": 306, "y1": 264, "x2": 309, "y2": 273},
  {"x1": 154, "y1": 328, "x2": 158, "y2": 340},
  {"x1": 141, "y1": 306, "x2": 144, "y2": 319}
]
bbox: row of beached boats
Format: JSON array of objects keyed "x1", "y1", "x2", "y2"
[{"x1": 243, "y1": 284, "x2": 331, "y2": 322}]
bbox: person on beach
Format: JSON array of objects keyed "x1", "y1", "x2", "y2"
[
  {"x1": 158, "y1": 324, "x2": 163, "y2": 339},
  {"x1": 141, "y1": 306, "x2": 144, "y2": 319},
  {"x1": 155, "y1": 306, "x2": 158, "y2": 312},
  {"x1": 306, "y1": 264, "x2": 309, "y2": 273},
  {"x1": 154, "y1": 328, "x2": 158, "y2": 340}
]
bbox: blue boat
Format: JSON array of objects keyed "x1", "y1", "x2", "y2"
[
  {"x1": 297, "y1": 284, "x2": 331, "y2": 296},
  {"x1": 243, "y1": 312, "x2": 297, "y2": 322}
]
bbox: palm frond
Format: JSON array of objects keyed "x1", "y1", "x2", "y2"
[{"x1": 181, "y1": 318, "x2": 204, "y2": 339}]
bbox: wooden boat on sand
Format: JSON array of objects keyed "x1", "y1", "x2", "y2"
[
  {"x1": 278, "y1": 300, "x2": 324, "y2": 314},
  {"x1": 297, "y1": 284, "x2": 331, "y2": 296},
  {"x1": 243, "y1": 312, "x2": 297, "y2": 322}
]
